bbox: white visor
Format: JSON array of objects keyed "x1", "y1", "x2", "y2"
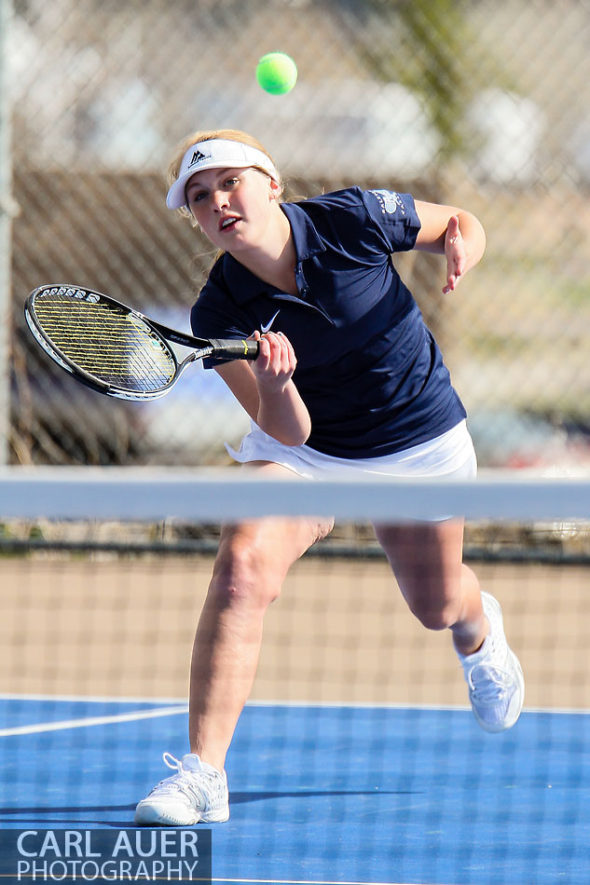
[{"x1": 166, "y1": 138, "x2": 280, "y2": 209}]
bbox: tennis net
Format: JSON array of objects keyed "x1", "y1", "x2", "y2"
[{"x1": 1, "y1": 468, "x2": 589, "y2": 885}]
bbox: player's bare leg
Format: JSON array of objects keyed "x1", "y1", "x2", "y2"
[
  {"x1": 135, "y1": 461, "x2": 333, "y2": 826},
  {"x1": 373, "y1": 519, "x2": 486, "y2": 654},
  {"x1": 189, "y1": 503, "x2": 333, "y2": 772},
  {"x1": 374, "y1": 518, "x2": 524, "y2": 733}
]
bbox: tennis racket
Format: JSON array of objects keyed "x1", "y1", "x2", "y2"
[{"x1": 24, "y1": 284, "x2": 259, "y2": 401}]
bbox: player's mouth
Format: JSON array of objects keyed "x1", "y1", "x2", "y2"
[{"x1": 218, "y1": 215, "x2": 241, "y2": 233}]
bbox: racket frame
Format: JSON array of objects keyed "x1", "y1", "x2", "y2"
[{"x1": 24, "y1": 284, "x2": 257, "y2": 401}]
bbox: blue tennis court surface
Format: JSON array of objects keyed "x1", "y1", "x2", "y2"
[{"x1": 1, "y1": 697, "x2": 589, "y2": 884}]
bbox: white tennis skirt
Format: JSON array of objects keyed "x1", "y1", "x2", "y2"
[{"x1": 227, "y1": 419, "x2": 477, "y2": 480}]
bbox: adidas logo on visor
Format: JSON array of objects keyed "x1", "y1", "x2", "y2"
[{"x1": 188, "y1": 150, "x2": 209, "y2": 168}]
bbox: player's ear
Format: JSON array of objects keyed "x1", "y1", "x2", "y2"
[{"x1": 269, "y1": 177, "x2": 283, "y2": 201}]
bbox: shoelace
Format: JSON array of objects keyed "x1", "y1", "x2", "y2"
[
  {"x1": 468, "y1": 664, "x2": 515, "y2": 703},
  {"x1": 150, "y1": 753, "x2": 222, "y2": 808}
]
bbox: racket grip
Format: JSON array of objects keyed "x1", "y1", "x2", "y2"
[{"x1": 209, "y1": 338, "x2": 260, "y2": 360}]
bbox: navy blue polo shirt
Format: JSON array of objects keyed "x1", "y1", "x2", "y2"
[{"x1": 190, "y1": 186, "x2": 466, "y2": 458}]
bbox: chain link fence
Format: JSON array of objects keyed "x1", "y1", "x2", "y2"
[{"x1": 4, "y1": 0, "x2": 590, "y2": 467}]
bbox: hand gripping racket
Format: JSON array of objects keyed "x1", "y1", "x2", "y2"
[{"x1": 24, "y1": 284, "x2": 259, "y2": 401}]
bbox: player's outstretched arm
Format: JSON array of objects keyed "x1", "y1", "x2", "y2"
[{"x1": 414, "y1": 200, "x2": 486, "y2": 294}]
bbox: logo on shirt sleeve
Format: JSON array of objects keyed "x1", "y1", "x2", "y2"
[{"x1": 369, "y1": 189, "x2": 406, "y2": 216}]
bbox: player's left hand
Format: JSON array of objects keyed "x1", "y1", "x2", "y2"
[{"x1": 443, "y1": 215, "x2": 467, "y2": 294}]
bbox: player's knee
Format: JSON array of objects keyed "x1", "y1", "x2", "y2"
[
  {"x1": 409, "y1": 596, "x2": 461, "y2": 632},
  {"x1": 314, "y1": 516, "x2": 335, "y2": 543},
  {"x1": 212, "y1": 529, "x2": 283, "y2": 608}
]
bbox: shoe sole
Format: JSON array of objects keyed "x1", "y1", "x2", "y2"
[{"x1": 134, "y1": 802, "x2": 229, "y2": 826}]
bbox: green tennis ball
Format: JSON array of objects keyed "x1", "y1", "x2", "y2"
[{"x1": 256, "y1": 52, "x2": 298, "y2": 95}]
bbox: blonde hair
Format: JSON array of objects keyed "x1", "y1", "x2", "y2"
[{"x1": 167, "y1": 128, "x2": 282, "y2": 219}]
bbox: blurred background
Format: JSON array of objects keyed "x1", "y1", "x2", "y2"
[{"x1": 2, "y1": 0, "x2": 590, "y2": 469}]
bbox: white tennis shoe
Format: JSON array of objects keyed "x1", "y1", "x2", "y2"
[
  {"x1": 459, "y1": 591, "x2": 524, "y2": 733},
  {"x1": 134, "y1": 752, "x2": 229, "y2": 826}
]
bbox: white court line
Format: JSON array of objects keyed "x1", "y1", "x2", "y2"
[
  {"x1": 210, "y1": 878, "x2": 409, "y2": 885},
  {"x1": 0, "y1": 692, "x2": 187, "y2": 704},
  {"x1": 0, "y1": 879, "x2": 407, "y2": 885},
  {"x1": 209, "y1": 879, "x2": 408, "y2": 885},
  {"x1": 0, "y1": 704, "x2": 187, "y2": 737},
  {"x1": 2, "y1": 693, "x2": 589, "y2": 716}
]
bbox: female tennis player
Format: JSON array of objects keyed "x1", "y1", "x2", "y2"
[{"x1": 135, "y1": 129, "x2": 524, "y2": 826}]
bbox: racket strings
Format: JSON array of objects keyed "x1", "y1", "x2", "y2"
[{"x1": 34, "y1": 299, "x2": 177, "y2": 392}]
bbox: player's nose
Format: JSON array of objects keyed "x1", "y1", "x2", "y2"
[{"x1": 212, "y1": 189, "x2": 230, "y2": 212}]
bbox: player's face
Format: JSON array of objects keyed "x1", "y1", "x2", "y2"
[{"x1": 185, "y1": 166, "x2": 280, "y2": 252}]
